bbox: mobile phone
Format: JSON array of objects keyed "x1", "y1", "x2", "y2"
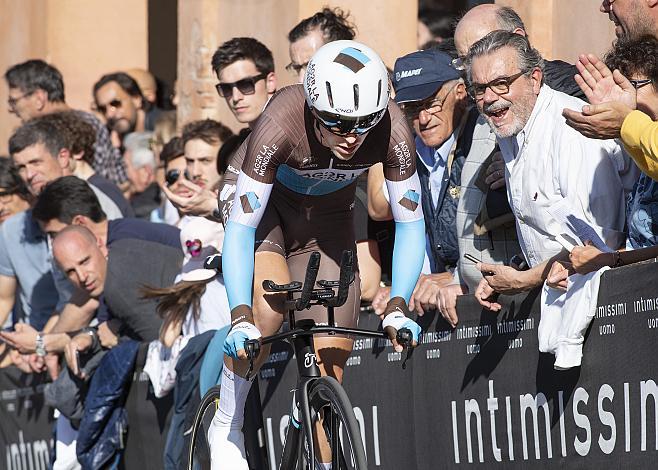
[
  {"x1": 464, "y1": 253, "x2": 495, "y2": 276},
  {"x1": 74, "y1": 349, "x2": 81, "y2": 376}
]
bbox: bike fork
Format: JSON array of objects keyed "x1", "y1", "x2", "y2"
[{"x1": 280, "y1": 334, "x2": 321, "y2": 470}]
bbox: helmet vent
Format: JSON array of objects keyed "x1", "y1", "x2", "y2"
[
  {"x1": 353, "y1": 84, "x2": 359, "y2": 111},
  {"x1": 325, "y1": 81, "x2": 334, "y2": 108},
  {"x1": 376, "y1": 79, "x2": 382, "y2": 106}
]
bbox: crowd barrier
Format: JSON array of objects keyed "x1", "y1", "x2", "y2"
[
  {"x1": 259, "y1": 258, "x2": 658, "y2": 469},
  {"x1": 2, "y1": 259, "x2": 658, "y2": 469}
]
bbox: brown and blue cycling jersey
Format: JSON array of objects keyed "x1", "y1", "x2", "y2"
[{"x1": 220, "y1": 85, "x2": 425, "y2": 312}]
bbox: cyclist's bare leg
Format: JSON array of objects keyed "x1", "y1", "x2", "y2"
[
  {"x1": 312, "y1": 336, "x2": 355, "y2": 463},
  {"x1": 223, "y1": 251, "x2": 290, "y2": 378}
]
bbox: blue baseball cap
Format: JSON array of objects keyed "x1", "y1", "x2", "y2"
[{"x1": 393, "y1": 50, "x2": 462, "y2": 104}]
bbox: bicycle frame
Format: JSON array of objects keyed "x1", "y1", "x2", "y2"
[
  {"x1": 260, "y1": 292, "x2": 388, "y2": 469},
  {"x1": 244, "y1": 250, "x2": 410, "y2": 469}
]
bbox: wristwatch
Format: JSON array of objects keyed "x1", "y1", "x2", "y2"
[{"x1": 35, "y1": 333, "x2": 47, "y2": 357}]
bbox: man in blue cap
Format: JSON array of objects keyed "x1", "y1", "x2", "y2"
[{"x1": 370, "y1": 48, "x2": 480, "y2": 317}]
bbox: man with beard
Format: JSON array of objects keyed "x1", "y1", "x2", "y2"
[
  {"x1": 600, "y1": 0, "x2": 658, "y2": 39},
  {"x1": 560, "y1": 1, "x2": 658, "y2": 152},
  {"x1": 464, "y1": 31, "x2": 637, "y2": 310},
  {"x1": 93, "y1": 72, "x2": 161, "y2": 147}
]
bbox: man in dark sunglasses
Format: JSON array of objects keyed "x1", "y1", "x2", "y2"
[
  {"x1": 210, "y1": 40, "x2": 425, "y2": 469},
  {"x1": 211, "y1": 38, "x2": 276, "y2": 127},
  {"x1": 93, "y1": 72, "x2": 163, "y2": 145}
]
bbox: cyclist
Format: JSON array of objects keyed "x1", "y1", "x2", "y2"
[{"x1": 212, "y1": 40, "x2": 426, "y2": 469}]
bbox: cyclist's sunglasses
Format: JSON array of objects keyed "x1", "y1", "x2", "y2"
[
  {"x1": 313, "y1": 108, "x2": 386, "y2": 136},
  {"x1": 165, "y1": 168, "x2": 190, "y2": 186},
  {"x1": 96, "y1": 99, "x2": 122, "y2": 115},
  {"x1": 215, "y1": 73, "x2": 268, "y2": 98}
]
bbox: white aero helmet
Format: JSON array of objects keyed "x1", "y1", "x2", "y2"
[{"x1": 304, "y1": 40, "x2": 390, "y2": 136}]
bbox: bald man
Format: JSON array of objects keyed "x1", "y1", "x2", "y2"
[
  {"x1": 454, "y1": 4, "x2": 584, "y2": 100},
  {"x1": 53, "y1": 226, "x2": 108, "y2": 300},
  {"x1": 126, "y1": 68, "x2": 157, "y2": 105}
]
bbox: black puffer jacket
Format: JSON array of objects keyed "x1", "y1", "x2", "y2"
[{"x1": 545, "y1": 59, "x2": 587, "y2": 101}]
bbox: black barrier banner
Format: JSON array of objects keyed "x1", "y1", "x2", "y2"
[
  {"x1": 259, "y1": 259, "x2": 658, "y2": 469},
  {"x1": 0, "y1": 367, "x2": 54, "y2": 470}
]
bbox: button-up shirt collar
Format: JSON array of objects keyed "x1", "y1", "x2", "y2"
[{"x1": 494, "y1": 85, "x2": 633, "y2": 267}]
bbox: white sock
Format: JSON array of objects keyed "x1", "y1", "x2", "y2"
[
  {"x1": 315, "y1": 462, "x2": 332, "y2": 470},
  {"x1": 208, "y1": 367, "x2": 253, "y2": 470}
]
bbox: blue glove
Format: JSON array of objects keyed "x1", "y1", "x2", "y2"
[{"x1": 223, "y1": 321, "x2": 262, "y2": 359}]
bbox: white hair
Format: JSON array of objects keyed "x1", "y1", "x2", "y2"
[
  {"x1": 130, "y1": 147, "x2": 156, "y2": 169},
  {"x1": 123, "y1": 131, "x2": 153, "y2": 152}
]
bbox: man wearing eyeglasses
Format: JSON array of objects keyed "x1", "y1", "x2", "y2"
[
  {"x1": 369, "y1": 48, "x2": 478, "y2": 318},
  {"x1": 4, "y1": 60, "x2": 128, "y2": 188},
  {"x1": 286, "y1": 7, "x2": 356, "y2": 84},
  {"x1": 464, "y1": 31, "x2": 637, "y2": 313}
]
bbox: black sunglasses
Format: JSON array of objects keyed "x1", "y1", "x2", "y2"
[
  {"x1": 165, "y1": 168, "x2": 190, "y2": 186},
  {"x1": 96, "y1": 99, "x2": 122, "y2": 115},
  {"x1": 629, "y1": 78, "x2": 653, "y2": 90},
  {"x1": 215, "y1": 73, "x2": 267, "y2": 98}
]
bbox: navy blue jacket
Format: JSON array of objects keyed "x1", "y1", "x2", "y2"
[
  {"x1": 76, "y1": 340, "x2": 140, "y2": 469},
  {"x1": 417, "y1": 108, "x2": 479, "y2": 271}
]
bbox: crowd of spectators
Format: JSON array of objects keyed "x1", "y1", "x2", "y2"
[{"x1": 3, "y1": 1, "x2": 658, "y2": 468}]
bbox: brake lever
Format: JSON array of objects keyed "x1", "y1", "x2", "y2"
[
  {"x1": 396, "y1": 327, "x2": 414, "y2": 370},
  {"x1": 245, "y1": 339, "x2": 261, "y2": 380}
]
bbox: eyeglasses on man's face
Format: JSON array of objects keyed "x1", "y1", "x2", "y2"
[
  {"x1": 215, "y1": 73, "x2": 268, "y2": 98},
  {"x1": 467, "y1": 70, "x2": 528, "y2": 100},
  {"x1": 400, "y1": 83, "x2": 459, "y2": 120},
  {"x1": 285, "y1": 61, "x2": 309, "y2": 76},
  {"x1": 7, "y1": 91, "x2": 34, "y2": 110},
  {"x1": 96, "y1": 99, "x2": 123, "y2": 115}
]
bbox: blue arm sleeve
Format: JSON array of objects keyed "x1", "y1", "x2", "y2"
[
  {"x1": 222, "y1": 221, "x2": 257, "y2": 309},
  {"x1": 390, "y1": 218, "x2": 426, "y2": 302}
]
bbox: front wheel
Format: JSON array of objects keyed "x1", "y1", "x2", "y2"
[
  {"x1": 300, "y1": 376, "x2": 367, "y2": 470},
  {"x1": 187, "y1": 385, "x2": 221, "y2": 470}
]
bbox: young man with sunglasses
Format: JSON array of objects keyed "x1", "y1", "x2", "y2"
[
  {"x1": 164, "y1": 39, "x2": 271, "y2": 222},
  {"x1": 212, "y1": 37, "x2": 277, "y2": 126},
  {"x1": 211, "y1": 40, "x2": 425, "y2": 469}
]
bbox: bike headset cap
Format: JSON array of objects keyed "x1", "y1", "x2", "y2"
[{"x1": 304, "y1": 40, "x2": 390, "y2": 136}]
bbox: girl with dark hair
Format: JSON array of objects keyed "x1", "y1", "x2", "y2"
[{"x1": 142, "y1": 217, "x2": 230, "y2": 396}]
